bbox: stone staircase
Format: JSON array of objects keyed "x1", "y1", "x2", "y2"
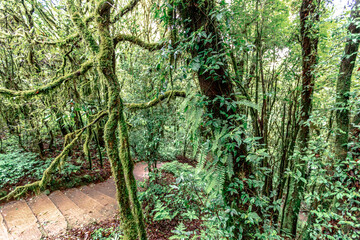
[{"x1": 0, "y1": 162, "x2": 153, "y2": 240}]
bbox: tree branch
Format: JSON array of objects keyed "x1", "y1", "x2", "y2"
[
  {"x1": 0, "y1": 61, "x2": 93, "y2": 98},
  {"x1": 111, "y1": 0, "x2": 141, "y2": 23},
  {"x1": 66, "y1": 0, "x2": 99, "y2": 53},
  {"x1": 33, "y1": 33, "x2": 80, "y2": 46},
  {"x1": 0, "y1": 110, "x2": 108, "y2": 202},
  {"x1": 113, "y1": 34, "x2": 165, "y2": 51},
  {"x1": 126, "y1": 90, "x2": 186, "y2": 110},
  {"x1": 33, "y1": 12, "x2": 94, "y2": 46}
]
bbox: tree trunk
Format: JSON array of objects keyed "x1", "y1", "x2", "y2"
[
  {"x1": 175, "y1": 0, "x2": 254, "y2": 237},
  {"x1": 95, "y1": 1, "x2": 146, "y2": 239},
  {"x1": 282, "y1": 0, "x2": 320, "y2": 237},
  {"x1": 335, "y1": 0, "x2": 360, "y2": 161}
]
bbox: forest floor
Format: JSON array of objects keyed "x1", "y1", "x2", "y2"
[
  {"x1": 0, "y1": 160, "x2": 202, "y2": 240},
  {"x1": 0, "y1": 162, "x2": 149, "y2": 239},
  {"x1": 1, "y1": 135, "x2": 203, "y2": 239}
]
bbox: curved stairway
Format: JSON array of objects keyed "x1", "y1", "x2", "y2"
[{"x1": 0, "y1": 162, "x2": 153, "y2": 240}]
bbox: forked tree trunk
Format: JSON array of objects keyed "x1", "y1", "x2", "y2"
[{"x1": 96, "y1": 1, "x2": 146, "y2": 239}]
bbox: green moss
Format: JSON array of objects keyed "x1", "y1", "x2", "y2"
[
  {"x1": 83, "y1": 126, "x2": 93, "y2": 169},
  {"x1": 67, "y1": 0, "x2": 99, "y2": 53},
  {"x1": 111, "y1": 0, "x2": 140, "y2": 23},
  {"x1": 0, "y1": 61, "x2": 93, "y2": 99},
  {"x1": 126, "y1": 90, "x2": 186, "y2": 110},
  {"x1": 113, "y1": 34, "x2": 164, "y2": 51},
  {"x1": 118, "y1": 102, "x2": 147, "y2": 240},
  {"x1": 95, "y1": 0, "x2": 143, "y2": 239},
  {"x1": 33, "y1": 33, "x2": 80, "y2": 47}
]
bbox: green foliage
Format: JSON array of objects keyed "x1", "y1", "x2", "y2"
[
  {"x1": 169, "y1": 222, "x2": 195, "y2": 240},
  {"x1": 0, "y1": 150, "x2": 42, "y2": 188},
  {"x1": 141, "y1": 161, "x2": 273, "y2": 239},
  {"x1": 152, "y1": 201, "x2": 179, "y2": 221},
  {"x1": 1, "y1": 0, "x2": 360, "y2": 239},
  {"x1": 92, "y1": 226, "x2": 123, "y2": 240},
  {"x1": 140, "y1": 162, "x2": 204, "y2": 221},
  {"x1": 0, "y1": 149, "x2": 83, "y2": 190}
]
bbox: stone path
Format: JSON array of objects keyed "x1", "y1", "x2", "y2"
[{"x1": 0, "y1": 162, "x2": 154, "y2": 240}]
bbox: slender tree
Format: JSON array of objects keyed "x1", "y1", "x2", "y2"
[
  {"x1": 282, "y1": 0, "x2": 321, "y2": 237},
  {"x1": 335, "y1": 0, "x2": 360, "y2": 161}
]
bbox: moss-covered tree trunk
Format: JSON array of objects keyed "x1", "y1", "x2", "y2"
[
  {"x1": 96, "y1": 1, "x2": 146, "y2": 239},
  {"x1": 282, "y1": 0, "x2": 320, "y2": 237},
  {"x1": 335, "y1": 0, "x2": 360, "y2": 161}
]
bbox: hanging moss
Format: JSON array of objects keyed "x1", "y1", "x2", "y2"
[
  {"x1": 33, "y1": 33, "x2": 80, "y2": 47},
  {"x1": 67, "y1": 0, "x2": 99, "y2": 53},
  {"x1": 111, "y1": 0, "x2": 140, "y2": 23},
  {"x1": 0, "y1": 61, "x2": 93, "y2": 99}
]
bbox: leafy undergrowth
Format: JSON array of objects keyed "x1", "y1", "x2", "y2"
[
  {"x1": 0, "y1": 136, "x2": 112, "y2": 201},
  {"x1": 141, "y1": 166, "x2": 206, "y2": 240}
]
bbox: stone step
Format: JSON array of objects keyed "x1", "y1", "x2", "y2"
[
  {"x1": 0, "y1": 211, "x2": 13, "y2": 240},
  {"x1": 0, "y1": 200, "x2": 42, "y2": 240},
  {"x1": 133, "y1": 162, "x2": 165, "y2": 181},
  {"x1": 48, "y1": 190, "x2": 91, "y2": 229},
  {"x1": 80, "y1": 185, "x2": 118, "y2": 214},
  {"x1": 0, "y1": 162, "x2": 159, "y2": 239},
  {"x1": 64, "y1": 188, "x2": 112, "y2": 223},
  {"x1": 133, "y1": 162, "x2": 150, "y2": 181},
  {"x1": 95, "y1": 178, "x2": 116, "y2": 199},
  {"x1": 27, "y1": 193, "x2": 67, "y2": 237}
]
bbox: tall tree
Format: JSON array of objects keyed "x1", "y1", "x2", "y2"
[
  {"x1": 282, "y1": 0, "x2": 321, "y2": 237},
  {"x1": 335, "y1": 0, "x2": 360, "y2": 161},
  {"x1": 172, "y1": 0, "x2": 258, "y2": 238},
  {"x1": 0, "y1": 0, "x2": 149, "y2": 239},
  {"x1": 95, "y1": 1, "x2": 146, "y2": 239}
]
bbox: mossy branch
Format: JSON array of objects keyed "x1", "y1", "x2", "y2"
[
  {"x1": 67, "y1": 0, "x2": 99, "y2": 53},
  {"x1": 0, "y1": 61, "x2": 93, "y2": 98},
  {"x1": 33, "y1": 33, "x2": 80, "y2": 46},
  {"x1": 83, "y1": 125, "x2": 93, "y2": 169},
  {"x1": 0, "y1": 110, "x2": 108, "y2": 202},
  {"x1": 125, "y1": 90, "x2": 186, "y2": 110},
  {"x1": 113, "y1": 34, "x2": 165, "y2": 51},
  {"x1": 111, "y1": 0, "x2": 141, "y2": 23}
]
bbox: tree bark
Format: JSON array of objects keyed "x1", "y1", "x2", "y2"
[
  {"x1": 175, "y1": 0, "x2": 254, "y2": 237},
  {"x1": 335, "y1": 0, "x2": 360, "y2": 161},
  {"x1": 96, "y1": 1, "x2": 146, "y2": 239},
  {"x1": 282, "y1": 0, "x2": 320, "y2": 237}
]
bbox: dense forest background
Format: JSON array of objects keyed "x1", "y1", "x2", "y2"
[{"x1": 0, "y1": 0, "x2": 359, "y2": 239}]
